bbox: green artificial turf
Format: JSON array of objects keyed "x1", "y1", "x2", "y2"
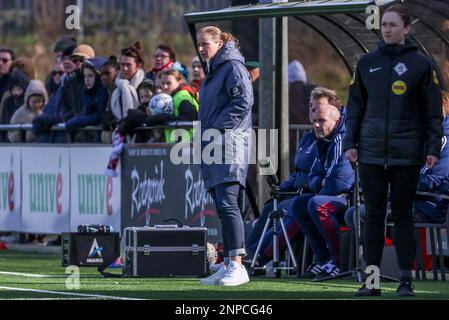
[{"x1": 0, "y1": 250, "x2": 448, "y2": 300}]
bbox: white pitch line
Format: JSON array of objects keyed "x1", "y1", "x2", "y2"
[
  {"x1": 0, "y1": 271, "x2": 52, "y2": 278},
  {"x1": 0, "y1": 286, "x2": 144, "y2": 300}
]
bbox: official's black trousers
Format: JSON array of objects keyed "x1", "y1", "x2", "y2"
[{"x1": 359, "y1": 164, "x2": 420, "y2": 271}]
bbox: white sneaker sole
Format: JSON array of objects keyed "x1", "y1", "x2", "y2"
[{"x1": 218, "y1": 277, "x2": 250, "y2": 287}]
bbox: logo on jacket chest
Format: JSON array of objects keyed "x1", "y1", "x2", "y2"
[
  {"x1": 392, "y1": 80, "x2": 407, "y2": 95},
  {"x1": 394, "y1": 63, "x2": 408, "y2": 76}
]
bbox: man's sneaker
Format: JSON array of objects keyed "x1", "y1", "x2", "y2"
[
  {"x1": 209, "y1": 262, "x2": 225, "y2": 273},
  {"x1": 264, "y1": 261, "x2": 276, "y2": 278},
  {"x1": 218, "y1": 261, "x2": 250, "y2": 286},
  {"x1": 301, "y1": 263, "x2": 324, "y2": 279},
  {"x1": 396, "y1": 281, "x2": 415, "y2": 297},
  {"x1": 200, "y1": 264, "x2": 227, "y2": 285},
  {"x1": 354, "y1": 284, "x2": 382, "y2": 297},
  {"x1": 313, "y1": 261, "x2": 341, "y2": 281}
]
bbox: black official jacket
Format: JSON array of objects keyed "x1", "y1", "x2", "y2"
[{"x1": 343, "y1": 39, "x2": 443, "y2": 166}]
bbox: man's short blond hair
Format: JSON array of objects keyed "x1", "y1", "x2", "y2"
[{"x1": 309, "y1": 87, "x2": 343, "y2": 110}]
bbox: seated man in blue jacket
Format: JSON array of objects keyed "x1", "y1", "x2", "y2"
[
  {"x1": 291, "y1": 88, "x2": 354, "y2": 280},
  {"x1": 245, "y1": 88, "x2": 354, "y2": 276},
  {"x1": 245, "y1": 131, "x2": 316, "y2": 249},
  {"x1": 345, "y1": 92, "x2": 449, "y2": 232}
]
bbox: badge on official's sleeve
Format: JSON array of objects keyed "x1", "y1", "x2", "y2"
[
  {"x1": 433, "y1": 70, "x2": 440, "y2": 86},
  {"x1": 230, "y1": 86, "x2": 242, "y2": 97}
]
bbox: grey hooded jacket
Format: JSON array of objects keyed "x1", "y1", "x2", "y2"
[{"x1": 199, "y1": 41, "x2": 253, "y2": 190}]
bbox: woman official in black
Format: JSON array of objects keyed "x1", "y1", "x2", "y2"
[{"x1": 343, "y1": 4, "x2": 443, "y2": 297}]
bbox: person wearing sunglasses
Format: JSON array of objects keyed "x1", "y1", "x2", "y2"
[
  {"x1": 0, "y1": 48, "x2": 15, "y2": 104},
  {"x1": 45, "y1": 62, "x2": 65, "y2": 98}
]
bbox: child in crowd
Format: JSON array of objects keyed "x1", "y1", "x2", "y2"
[{"x1": 8, "y1": 80, "x2": 48, "y2": 142}]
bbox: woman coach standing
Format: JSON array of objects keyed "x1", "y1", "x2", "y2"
[
  {"x1": 196, "y1": 26, "x2": 253, "y2": 287},
  {"x1": 343, "y1": 4, "x2": 443, "y2": 297}
]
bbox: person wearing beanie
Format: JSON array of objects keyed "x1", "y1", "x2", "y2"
[
  {"x1": 8, "y1": 80, "x2": 48, "y2": 142},
  {"x1": 0, "y1": 69, "x2": 29, "y2": 142},
  {"x1": 64, "y1": 57, "x2": 108, "y2": 142},
  {"x1": 288, "y1": 60, "x2": 307, "y2": 84},
  {"x1": 54, "y1": 36, "x2": 77, "y2": 59}
]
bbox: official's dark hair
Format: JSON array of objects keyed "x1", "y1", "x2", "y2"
[
  {"x1": 121, "y1": 41, "x2": 145, "y2": 67},
  {"x1": 384, "y1": 4, "x2": 412, "y2": 27}
]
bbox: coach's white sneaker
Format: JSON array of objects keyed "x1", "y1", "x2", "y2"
[
  {"x1": 209, "y1": 262, "x2": 225, "y2": 273},
  {"x1": 200, "y1": 264, "x2": 227, "y2": 285},
  {"x1": 218, "y1": 261, "x2": 250, "y2": 287}
]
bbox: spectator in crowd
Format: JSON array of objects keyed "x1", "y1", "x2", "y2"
[
  {"x1": 31, "y1": 45, "x2": 76, "y2": 142},
  {"x1": 0, "y1": 57, "x2": 35, "y2": 117},
  {"x1": 32, "y1": 44, "x2": 95, "y2": 142},
  {"x1": 0, "y1": 69, "x2": 29, "y2": 142},
  {"x1": 190, "y1": 55, "x2": 205, "y2": 98},
  {"x1": 100, "y1": 56, "x2": 120, "y2": 144},
  {"x1": 64, "y1": 57, "x2": 108, "y2": 142},
  {"x1": 145, "y1": 69, "x2": 198, "y2": 143},
  {"x1": 53, "y1": 35, "x2": 77, "y2": 62},
  {"x1": 8, "y1": 80, "x2": 48, "y2": 143},
  {"x1": 0, "y1": 48, "x2": 15, "y2": 103},
  {"x1": 43, "y1": 36, "x2": 76, "y2": 96},
  {"x1": 46, "y1": 61, "x2": 65, "y2": 98},
  {"x1": 110, "y1": 41, "x2": 145, "y2": 122},
  {"x1": 154, "y1": 72, "x2": 163, "y2": 94},
  {"x1": 145, "y1": 45, "x2": 189, "y2": 82},
  {"x1": 115, "y1": 79, "x2": 155, "y2": 143}
]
